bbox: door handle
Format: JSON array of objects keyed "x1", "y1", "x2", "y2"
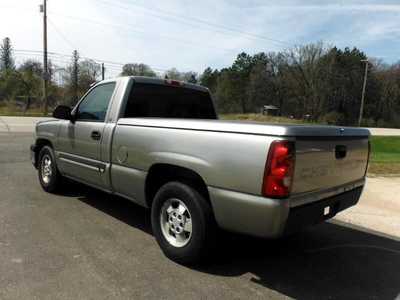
[
  {"x1": 91, "y1": 131, "x2": 101, "y2": 140},
  {"x1": 335, "y1": 145, "x2": 347, "y2": 159}
]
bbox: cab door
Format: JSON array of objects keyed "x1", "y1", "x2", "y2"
[{"x1": 57, "y1": 82, "x2": 116, "y2": 189}]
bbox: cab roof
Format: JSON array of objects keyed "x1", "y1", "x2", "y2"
[{"x1": 129, "y1": 76, "x2": 209, "y2": 93}]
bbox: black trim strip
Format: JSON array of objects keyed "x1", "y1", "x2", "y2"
[
  {"x1": 57, "y1": 151, "x2": 107, "y2": 171},
  {"x1": 295, "y1": 136, "x2": 369, "y2": 141}
]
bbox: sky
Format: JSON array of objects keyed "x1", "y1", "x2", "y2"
[{"x1": 0, "y1": 0, "x2": 400, "y2": 78}]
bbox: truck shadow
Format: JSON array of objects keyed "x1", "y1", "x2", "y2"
[
  {"x1": 203, "y1": 224, "x2": 400, "y2": 299},
  {"x1": 73, "y1": 184, "x2": 400, "y2": 300}
]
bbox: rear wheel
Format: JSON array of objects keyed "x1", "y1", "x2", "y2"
[
  {"x1": 151, "y1": 181, "x2": 216, "y2": 264},
  {"x1": 38, "y1": 146, "x2": 63, "y2": 193},
  {"x1": 160, "y1": 198, "x2": 193, "y2": 248}
]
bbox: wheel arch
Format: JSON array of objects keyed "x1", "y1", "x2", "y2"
[{"x1": 145, "y1": 163, "x2": 211, "y2": 209}]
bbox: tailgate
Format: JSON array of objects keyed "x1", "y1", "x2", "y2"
[{"x1": 292, "y1": 137, "x2": 369, "y2": 197}]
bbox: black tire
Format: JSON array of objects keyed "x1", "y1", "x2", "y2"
[
  {"x1": 151, "y1": 181, "x2": 216, "y2": 264},
  {"x1": 38, "y1": 146, "x2": 63, "y2": 193}
]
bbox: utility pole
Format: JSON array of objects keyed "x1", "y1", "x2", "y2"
[
  {"x1": 40, "y1": 0, "x2": 48, "y2": 115},
  {"x1": 101, "y1": 63, "x2": 105, "y2": 80},
  {"x1": 358, "y1": 59, "x2": 369, "y2": 127},
  {"x1": 71, "y1": 50, "x2": 79, "y2": 105}
]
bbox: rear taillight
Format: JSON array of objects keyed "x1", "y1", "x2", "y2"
[
  {"x1": 262, "y1": 140, "x2": 295, "y2": 198},
  {"x1": 164, "y1": 79, "x2": 183, "y2": 87}
]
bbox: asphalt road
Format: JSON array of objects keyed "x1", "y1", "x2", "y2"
[{"x1": 1, "y1": 134, "x2": 400, "y2": 299}]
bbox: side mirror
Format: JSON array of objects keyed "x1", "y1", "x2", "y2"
[{"x1": 53, "y1": 105, "x2": 72, "y2": 120}]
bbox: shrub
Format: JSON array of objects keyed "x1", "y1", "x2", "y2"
[{"x1": 321, "y1": 111, "x2": 345, "y2": 125}]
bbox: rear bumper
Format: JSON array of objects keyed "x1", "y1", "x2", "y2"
[
  {"x1": 208, "y1": 186, "x2": 363, "y2": 238},
  {"x1": 284, "y1": 186, "x2": 363, "y2": 235},
  {"x1": 208, "y1": 187, "x2": 289, "y2": 238}
]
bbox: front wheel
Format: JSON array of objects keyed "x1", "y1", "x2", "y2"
[
  {"x1": 38, "y1": 146, "x2": 63, "y2": 193},
  {"x1": 151, "y1": 182, "x2": 216, "y2": 264}
]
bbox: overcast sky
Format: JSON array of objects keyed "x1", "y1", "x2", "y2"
[{"x1": 1, "y1": 0, "x2": 399, "y2": 78}]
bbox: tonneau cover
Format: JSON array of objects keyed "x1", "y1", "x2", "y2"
[{"x1": 117, "y1": 118, "x2": 371, "y2": 137}]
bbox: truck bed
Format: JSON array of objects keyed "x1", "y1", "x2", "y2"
[{"x1": 117, "y1": 117, "x2": 370, "y2": 208}]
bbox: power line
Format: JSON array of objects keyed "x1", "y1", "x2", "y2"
[
  {"x1": 15, "y1": 51, "x2": 75, "y2": 63},
  {"x1": 47, "y1": 12, "x2": 238, "y2": 53},
  {"x1": 97, "y1": 0, "x2": 292, "y2": 46},
  {"x1": 5, "y1": 3, "x2": 292, "y2": 77},
  {"x1": 14, "y1": 53, "x2": 72, "y2": 66},
  {"x1": 13, "y1": 49, "x2": 170, "y2": 73},
  {"x1": 0, "y1": 0, "x2": 288, "y2": 47},
  {"x1": 47, "y1": 17, "x2": 80, "y2": 52},
  {"x1": 14, "y1": 53, "x2": 122, "y2": 82},
  {"x1": 15, "y1": 49, "x2": 123, "y2": 66}
]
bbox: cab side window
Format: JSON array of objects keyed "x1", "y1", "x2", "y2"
[{"x1": 76, "y1": 83, "x2": 116, "y2": 122}]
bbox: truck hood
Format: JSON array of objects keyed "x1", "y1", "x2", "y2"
[{"x1": 118, "y1": 118, "x2": 370, "y2": 137}]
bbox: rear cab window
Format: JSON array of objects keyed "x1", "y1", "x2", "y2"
[{"x1": 123, "y1": 82, "x2": 217, "y2": 119}]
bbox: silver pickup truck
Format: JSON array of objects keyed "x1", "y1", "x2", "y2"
[{"x1": 31, "y1": 76, "x2": 370, "y2": 263}]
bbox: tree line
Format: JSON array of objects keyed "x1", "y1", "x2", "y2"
[
  {"x1": 201, "y1": 43, "x2": 400, "y2": 127},
  {"x1": 1, "y1": 37, "x2": 399, "y2": 127}
]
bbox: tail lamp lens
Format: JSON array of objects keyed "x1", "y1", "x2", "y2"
[
  {"x1": 164, "y1": 79, "x2": 183, "y2": 86},
  {"x1": 262, "y1": 140, "x2": 295, "y2": 198}
]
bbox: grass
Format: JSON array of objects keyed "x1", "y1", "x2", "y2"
[
  {"x1": 368, "y1": 136, "x2": 400, "y2": 176},
  {"x1": 370, "y1": 136, "x2": 400, "y2": 163},
  {"x1": 368, "y1": 163, "x2": 400, "y2": 176}
]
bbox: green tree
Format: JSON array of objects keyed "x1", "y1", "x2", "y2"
[
  {"x1": 18, "y1": 59, "x2": 43, "y2": 76},
  {"x1": 164, "y1": 68, "x2": 182, "y2": 80},
  {"x1": 183, "y1": 72, "x2": 198, "y2": 84},
  {"x1": 246, "y1": 62, "x2": 270, "y2": 113},
  {"x1": 0, "y1": 70, "x2": 20, "y2": 102},
  {"x1": 231, "y1": 52, "x2": 254, "y2": 113},
  {"x1": 62, "y1": 50, "x2": 80, "y2": 105},
  {"x1": 215, "y1": 69, "x2": 241, "y2": 113},
  {"x1": 0, "y1": 37, "x2": 15, "y2": 71},
  {"x1": 320, "y1": 46, "x2": 372, "y2": 125},
  {"x1": 200, "y1": 67, "x2": 219, "y2": 93},
  {"x1": 164, "y1": 68, "x2": 198, "y2": 83},
  {"x1": 71, "y1": 50, "x2": 79, "y2": 104},
  {"x1": 282, "y1": 42, "x2": 328, "y2": 120},
  {"x1": 121, "y1": 63, "x2": 156, "y2": 77},
  {"x1": 79, "y1": 59, "x2": 101, "y2": 92},
  {"x1": 16, "y1": 61, "x2": 42, "y2": 111}
]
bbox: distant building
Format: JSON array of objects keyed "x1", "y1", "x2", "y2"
[{"x1": 261, "y1": 105, "x2": 279, "y2": 116}]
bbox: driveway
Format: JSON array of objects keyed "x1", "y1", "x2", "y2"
[
  {"x1": 336, "y1": 177, "x2": 400, "y2": 238},
  {"x1": 0, "y1": 118, "x2": 400, "y2": 299},
  {"x1": 0, "y1": 132, "x2": 399, "y2": 299}
]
